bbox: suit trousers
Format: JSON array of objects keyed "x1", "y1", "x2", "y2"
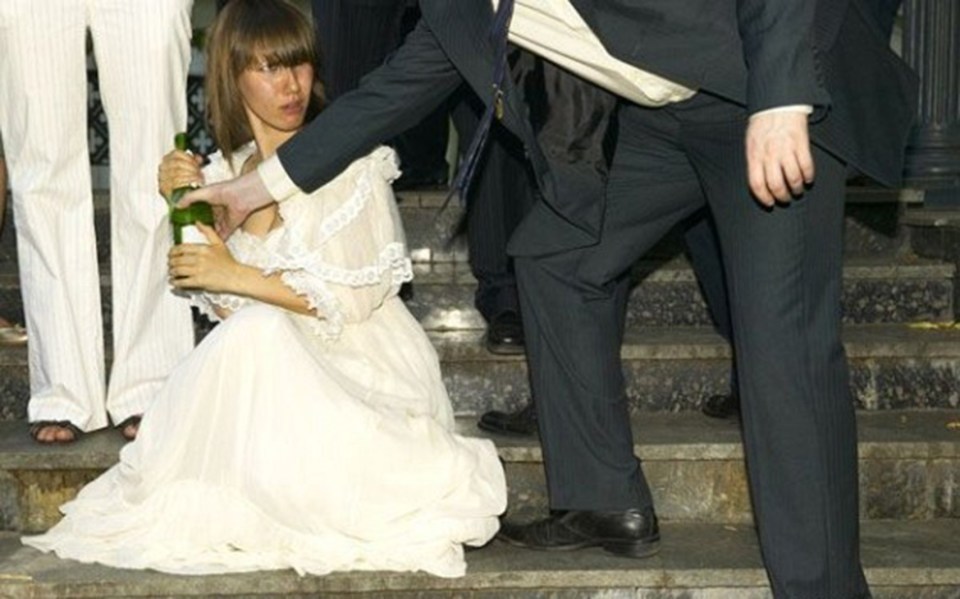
[
  {"x1": 0, "y1": 0, "x2": 196, "y2": 430},
  {"x1": 451, "y1": 93, "x2": 536, "y2": 321},
  {"x1": 516, "y1": 92, "x2": 867, "y2": 598}
]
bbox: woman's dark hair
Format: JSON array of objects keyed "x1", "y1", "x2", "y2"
[{"x1": 205, "y1": 0, "x2": 324, "y2": 166}]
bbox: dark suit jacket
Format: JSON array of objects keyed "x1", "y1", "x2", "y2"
[{"x1": 277, "y1": 0, "x2": 917, "y2": 255}]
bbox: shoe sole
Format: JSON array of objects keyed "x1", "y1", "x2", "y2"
[{"x1": 497, "y1": 535, "x2": 660, "y2": 559}]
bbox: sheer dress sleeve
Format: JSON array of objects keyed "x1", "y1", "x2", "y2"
[{"x1": 254, "y1": 146, "x2": 413, "y2": 341}]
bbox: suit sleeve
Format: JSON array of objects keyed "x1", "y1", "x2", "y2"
[
  {"x1": 737, "y1": 0, "x2": 831, "y2": 115},
  {"x1": 276, "y1": 18, "x2": 463, "y2": 193}
]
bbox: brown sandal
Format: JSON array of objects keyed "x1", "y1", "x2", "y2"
[{"x1": 29, "y1": 420, "x2": 82, "y2": 444}]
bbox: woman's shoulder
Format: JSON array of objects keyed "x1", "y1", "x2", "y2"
[
  {"x1": 202, "y1": 142, "x2": 258, "y2": 184},
  {"x1": 280, "y1": 147, "x2": 401, "y2": 227}
]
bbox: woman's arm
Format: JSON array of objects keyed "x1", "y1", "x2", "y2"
[{"x1": 168, "y1": 224, "x2": 314, "y2": 316}]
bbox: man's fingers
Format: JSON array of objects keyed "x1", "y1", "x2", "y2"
[
  {"x1": 747, "y1": 154, "x2": 774, "y2": 207},
  {"x1": 178, "y1": 186, "x2": 211, "y2": 208},
  {"x1": 798, "y1": 144, "x2": 816, "y2": 184},
  {"x1": 763, "y1": 159, "x2": 791, "y2": 203},
  {"x1": 780, "y1": 155, "x2": 806, "y2": 197}
]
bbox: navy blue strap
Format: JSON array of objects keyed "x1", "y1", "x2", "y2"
[{"x1": 448, "y1": 0, "x2": 515, "y2": 204}]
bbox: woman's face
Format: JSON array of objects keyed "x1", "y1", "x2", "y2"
[{"x1": 237, "y1": 57, "x2": 314, "y2": 136}]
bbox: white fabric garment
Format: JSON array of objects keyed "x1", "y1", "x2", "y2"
[
  {"x1": 502, "y1": 0, "x2": 696, "y2": 107},
  {"x1": 23, "y1": 146, "x2": 507, "y2": 578},
  {"x1": 504, "y1": 0, "x2": 812, "y2": 116},
  {"x1": 0, "y1": 0, "x2": 196, "y2": 430}
]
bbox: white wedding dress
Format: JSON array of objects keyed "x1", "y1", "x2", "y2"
[{"x1": 23, "y1": 146, "x2": 507, "y2": 578}]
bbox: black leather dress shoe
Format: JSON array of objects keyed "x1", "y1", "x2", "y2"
[
  {"x1": 477, "y1": 403, "x2": 538, "y2": 436},
  {"x1": 485, "y1": 311, "x2": 525, "y2": 355},
  {"x1": 498, "y1": 509, "x2": 660, "y2": 558},
  {"x1": 701, "y1": 393, "x2": 740, "y2": 419}
]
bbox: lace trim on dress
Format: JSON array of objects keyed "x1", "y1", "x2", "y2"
[
  {"x1": 261, "y1": 175, "x2": 372, "y2": 275},
  {"x1": 190, "y1": 292, "x2": 254, "y2": 323},
  {"x1": 278, "y1": 270, "x2": 345, "y2": 341},
  {"x1": 191, "y1": 148, "x2": 409, "y2": 341},
  {"x1": 301, "y1": 243, "x2": 413, "y2": 289},
  {"x1": 273, "y1": 242, "x2": 412, "y2": 341}
]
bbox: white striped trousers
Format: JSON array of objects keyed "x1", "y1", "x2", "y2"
[{"x1": 0, "y1": 0, "x2": 196, "y2": 431}]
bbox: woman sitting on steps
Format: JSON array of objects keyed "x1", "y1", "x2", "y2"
[{"x1": 23, "y1": 0, "x2": 506, "y2": 577}]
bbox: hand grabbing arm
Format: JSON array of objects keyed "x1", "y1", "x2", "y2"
[{"x1": 178, "y1": 170, "x2": 273, "y2": 239}]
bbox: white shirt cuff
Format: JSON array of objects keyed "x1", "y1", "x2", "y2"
[
  {"x1": 751, "y1": 104, "x2": 814, "y2": 118},
  {"x1": 257, "y1": 154, "x2": 300, "y2": 203}
]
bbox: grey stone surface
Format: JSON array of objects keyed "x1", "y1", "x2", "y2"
[
  {"x1": 0, "y1": 521, "x2": 958, "y2": 597},
  {"x1": 907, "y1": 209, "x2": 960, "y2": 320},
  {"x1": 2, "y1": 325, "x2": 959, "y2": 419},
  {"x1": 432, "y1": 326, "x2": 960, "y2": 414},
  {"x1": 2, "y1": 411, "x2": 958, "y2": 530},
  {"x1": 843, "y1": 201, "x2": 906, "y2": 258},
  {"x1": 11, "y1": 256, "x2": 947, "y2": 333},
  {"x1": 0, "y1": 471, "x2": 20, "y2": 531}
]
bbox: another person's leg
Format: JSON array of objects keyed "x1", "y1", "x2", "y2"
[
  {"x1": 90, "y1": 0, "x2": 196, "y2": 440},
  {"x1": 451, "y1": 93, "x2": 538, "y2": 435},
  {"x1": 682, "y1": 213, "x2": 740, "y2": 419},
  {"x1": 452, "y1": 95, "x2": 534, "y2": 355},
  {"x1": 683, "y1": 95, "x2": 867, "y2": 598},
  {"x1": 311, "y1": 0, "x2": 406, "y2": 102},
  {"x1": 390, "y1": 3, "x2": 449, "y2": 189},
  {"x1": 0, "y1": 0, "x2": 105, "y2": 442}
]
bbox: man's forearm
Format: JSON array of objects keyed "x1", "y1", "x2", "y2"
[
  {"x1": 271, "y1": 17, "x2": 463, "y2": 196},
  {"x1": 737, "y1": 0, "x2": 829, "y2": 114}
]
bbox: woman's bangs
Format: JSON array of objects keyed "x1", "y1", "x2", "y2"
[{"x1": 246, "y1": 23, "x2": 315, "y2": 70}]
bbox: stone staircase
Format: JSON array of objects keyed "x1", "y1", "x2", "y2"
[{"x1": 0, "y1": 186, "x2": 959, "y2": 597}]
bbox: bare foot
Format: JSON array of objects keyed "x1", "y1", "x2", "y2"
[
  {"x1": 118, "y1": 416, "x2": 142, "y2": 441},
  {"x1": 30, "y1": 422, "x2": 80, "y2": 444}
]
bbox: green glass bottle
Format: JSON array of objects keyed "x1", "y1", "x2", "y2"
[{"x1": 168, "y1": 132, "x2": 214, "y2": 244}]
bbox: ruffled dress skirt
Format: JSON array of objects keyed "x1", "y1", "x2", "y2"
[{"x1": 23, "y1": 301, "x2": 506, "y2": 577}]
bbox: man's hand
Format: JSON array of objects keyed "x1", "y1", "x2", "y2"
[
  {"x1": 179, "y1": 170, "x2": 273, "y2": 238},
  {"x1": 745, "y1": 110, "x2": 815, "y2": 207}
]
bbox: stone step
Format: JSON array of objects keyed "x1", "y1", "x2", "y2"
[
  {"x1": 0, "y1": 187, "x2": 912, "y2": 266},
  {"x1": 399, "y1": 191, "x2": 911, "y2": 264},
  {"x1": 429, "y1": 324, "x2": 960, "y2": 414},
  {"x1": 406, "y1": 256, "x2": 955, "y2": 329},
  {"x1": 0, "y1": 519, "x2": 958, "y2": 598},
  {"x1": 1, "y1": 410, "x2": 956, "y2": 533},
  {"x1": 1, "y1": 256, "x2": 953, "y2": 335},
  {"x1": 2, "y1": 324, "x2": 959, "y2": 420}
]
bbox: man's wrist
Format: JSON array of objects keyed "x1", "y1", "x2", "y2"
[
  {"x1": 750, "y1": 105, "x2": 814, "y2": 120},
  {"x1": 257, "y1": 154, "x2": 299, "y2": 203}
]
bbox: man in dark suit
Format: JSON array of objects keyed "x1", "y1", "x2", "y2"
[{"x1": 187, "y1": 1, "x2": 916, "y2": 596}]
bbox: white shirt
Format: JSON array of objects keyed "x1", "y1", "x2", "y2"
[
  {"x1": 505, "y1": 0, "x2": 811, "y2": 115},
  {"x1": 503, "y1": 0, "x2": 696, "y2": 107}
]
